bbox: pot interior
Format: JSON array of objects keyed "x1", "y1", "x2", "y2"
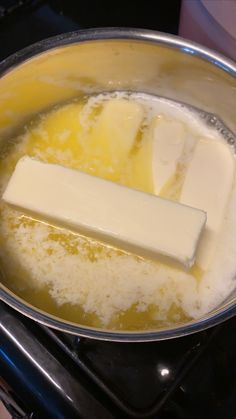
[{"x1": 0, "y1": 30, "x2": 236, "y2": 340}]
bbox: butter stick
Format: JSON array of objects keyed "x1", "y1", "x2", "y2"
[
  {"x1": 180, "y1": 139, "x2": 234, "y2": 270},
  {"x1": 2, "y1": 156, "x2": 206, "y2": 268}
]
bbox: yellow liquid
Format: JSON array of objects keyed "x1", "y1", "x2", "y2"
[{"x1": 0, "y1": 95, "x2": 198, "y2": 331}]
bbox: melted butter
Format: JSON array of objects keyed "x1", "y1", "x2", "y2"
[
  {"x1": 0, "y1": 95, "x2": 196, "y2": 331},
  {"x1": 15, "y1": 283, "x2": 103, "y2": 328},
  {"x1": 159, "y1": 163, "x2": 186, "y2": 201}
]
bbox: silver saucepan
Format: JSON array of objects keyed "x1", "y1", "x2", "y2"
[{"x1": 0, "y1": 28, "x2": 236, "y2": 342}]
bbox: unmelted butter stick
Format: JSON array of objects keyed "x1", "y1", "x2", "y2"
[
  {"x1": 2, "y1": 156, "x2": 206, "y2": 269},
  {"x1": 152, "y1": 117, "x2": 186, "y2": 195},
  {"x1": 180, "y1": 138, "x2": 234, "y2": 270}
]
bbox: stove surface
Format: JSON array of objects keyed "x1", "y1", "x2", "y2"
[
  {"x1": 1, "y1": 301, "x2": 236, "y2": 419},
  {"x1": 0, "y1": 1, "x2": 236, "y2": 418}
]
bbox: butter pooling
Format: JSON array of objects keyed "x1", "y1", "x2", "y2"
[{"x1": 0, "y1": 92, "x2": 235, "y2": 330}]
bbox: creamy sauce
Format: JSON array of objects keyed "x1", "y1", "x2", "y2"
[{"x1": 0, "y1": 92, "x2": 235, "y2": 331}]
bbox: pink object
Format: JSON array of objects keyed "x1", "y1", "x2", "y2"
[
  {"x1": 0, "y1": 402, "x2": 11, "y2": 419},
  {"x1": 179, "y1": 0, "x2": 236, "y2": 61}
]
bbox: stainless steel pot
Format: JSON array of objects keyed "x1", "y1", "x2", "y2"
[{"x1": 0, "y1": 28, "x2": 235, "y2": 342}]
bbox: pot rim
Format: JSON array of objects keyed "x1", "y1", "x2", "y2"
[
  {"x1": 0, "y1": 27, "x2": 236, "y2": 342},
  {"x1": 0, "y1": 27, "x2": 236, "y2": 77}
]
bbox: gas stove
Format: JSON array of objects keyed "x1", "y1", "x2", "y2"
[
  {"x1": 1, "y1": 300, "x2": 236, "y2": 419},
  {"x1": 0, "y1": 1, "x2": 236, "y2": 418}
]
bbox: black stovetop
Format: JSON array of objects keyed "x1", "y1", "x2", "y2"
[
  {"x1": 0, "y1": 0, "x2": 181, "y2": 61},
  {"x1": 1, "y1": 300, "x2": 236, "y2": 419},
  {"x1": 0, "y1": 2, "x2": 236, "y2": 418}
]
